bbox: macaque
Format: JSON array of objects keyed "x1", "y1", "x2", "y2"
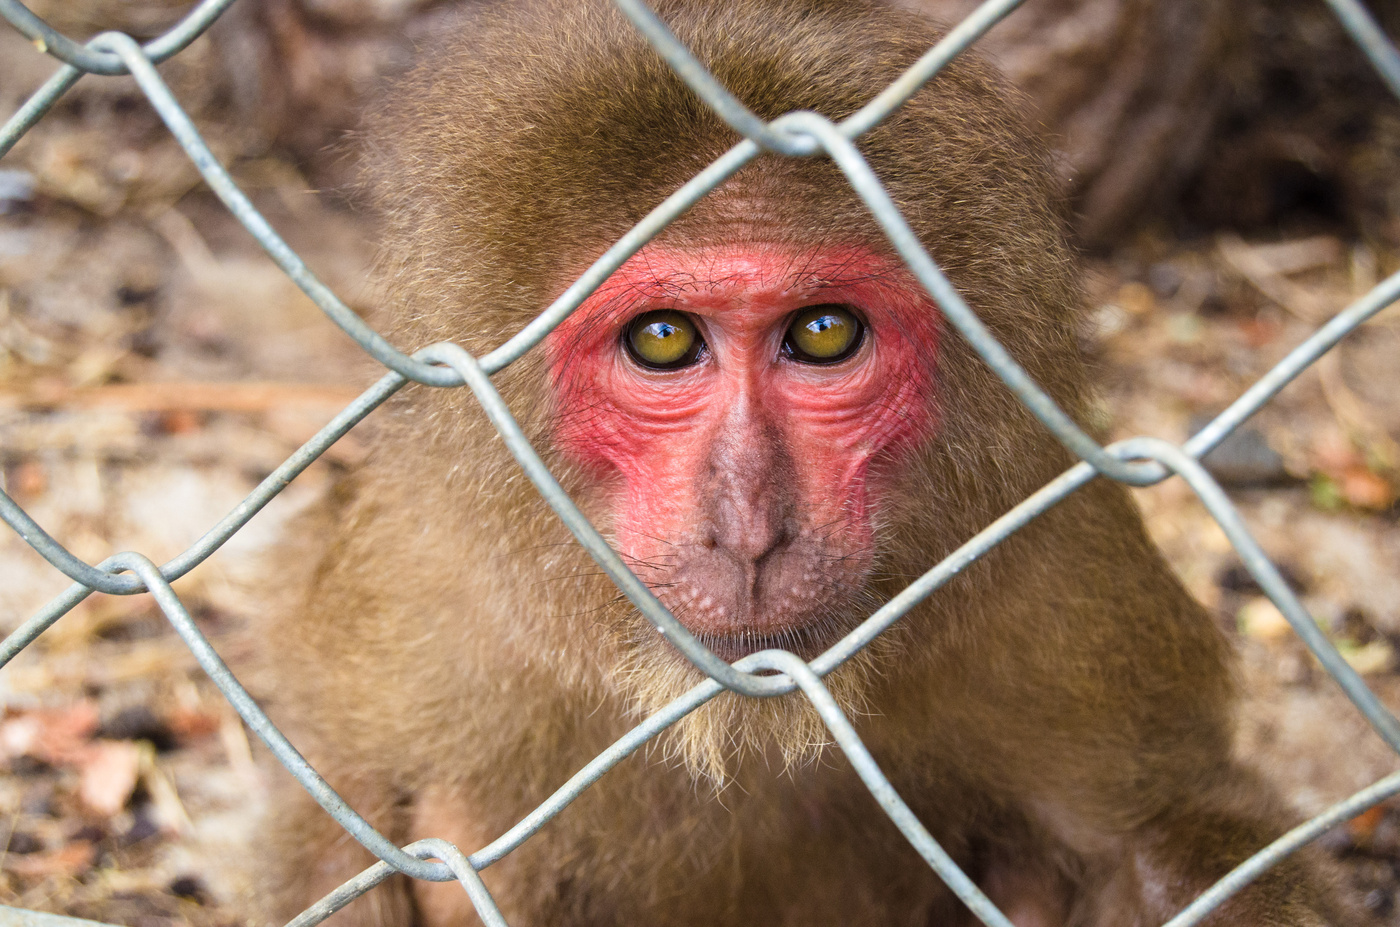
[{"x1": 255, "y1": 0, "x2": 1355, "y2": 925}]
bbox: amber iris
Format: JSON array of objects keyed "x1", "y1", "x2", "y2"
[
  {"x1": 625, "y1": 310, "x2": 703, "y2": 369},
  {"x1": 785, "y1": 305, "x2": 863, "y2": 364}
]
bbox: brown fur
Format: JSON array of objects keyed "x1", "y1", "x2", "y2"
[{"x1": 254, "y1": 1, "x2": 1355, "y2": 925}]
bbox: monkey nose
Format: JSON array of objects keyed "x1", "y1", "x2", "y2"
[
  {"x1": 703, "y1": 492, "x2": 793, "y2": 567},
  {"x1": 700, "y1": 405, "x2": 795, "y2": 566}
]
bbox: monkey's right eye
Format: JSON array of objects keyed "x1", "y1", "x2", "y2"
[{"x1": 624, "y1": 311, "x2": 704, "y2": 370}]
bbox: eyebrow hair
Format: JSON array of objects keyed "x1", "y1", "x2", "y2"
[
  {"x1": 574, "y1": 246, "x2": 906, "y2": 309},
  {"x1": 784, "y1": 253, "x2": 904, "y2": 292}
]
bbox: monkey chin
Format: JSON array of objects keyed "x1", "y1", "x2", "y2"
[{"x1": 610, "y1": 586, "x2": 901, "y2": 787}]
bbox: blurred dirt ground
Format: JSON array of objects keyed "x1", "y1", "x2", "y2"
[
  {"x1": 0, "y1": 14, "x2": 1399, "y2": 927},
  {"x1": 0, "y1": 182, "x2": 373, "y2": 925}
]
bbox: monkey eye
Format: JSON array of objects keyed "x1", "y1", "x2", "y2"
[
  {"x1": 783, "y1": 305, "x2": 864, "y2": 364},
  {"x1": 624, "y1": 310, "x2": 704, "y2": 370}
]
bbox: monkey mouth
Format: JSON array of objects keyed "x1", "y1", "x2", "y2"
[{"x1": 688, "y1": 616, "x2": 851, "y2": 663}]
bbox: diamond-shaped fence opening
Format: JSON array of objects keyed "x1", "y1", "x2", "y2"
[{"x1": 0, "y1": 0, "x2": 1399, "y2": 924}]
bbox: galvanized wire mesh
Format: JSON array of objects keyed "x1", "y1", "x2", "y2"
[{"x1": 1, "y1": 0, "x2": 1399, "y2": 925}]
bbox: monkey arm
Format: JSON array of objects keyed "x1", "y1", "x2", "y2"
[{"x1": 1083, "y1": 775, "x2": 1357, "y2": 927}]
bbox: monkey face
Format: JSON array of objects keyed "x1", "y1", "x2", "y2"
[{"x1": 547, "y1": 243, "x2": 940, "y2": 660}]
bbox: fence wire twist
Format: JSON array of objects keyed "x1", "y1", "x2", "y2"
[{"x1": 1, "y1": 0, "x2": 1399, "y2": 924}]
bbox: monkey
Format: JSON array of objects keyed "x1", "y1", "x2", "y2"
[{"x1": 251, "y1": 0, "x2": 1360, "y2": 925}]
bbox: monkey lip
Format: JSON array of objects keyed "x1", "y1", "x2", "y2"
[
  {"x1": 694, "y1": 626, "x2": 845, "y2": 663},
  {"x1": 673, "y1": 597, "x2": 857, "y2": 662}
]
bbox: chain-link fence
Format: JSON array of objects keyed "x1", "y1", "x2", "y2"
[{"x1": 1, "y1": 0, "x2": 1399, "y2": 924}]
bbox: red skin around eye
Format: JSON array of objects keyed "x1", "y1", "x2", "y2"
[{"x1": 544, "y1": 244, "x2": 940, "y2": 644}]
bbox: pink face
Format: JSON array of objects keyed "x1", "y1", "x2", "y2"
[{"x1": 546, "y1": 245, "x2": 940, "y2": 659}]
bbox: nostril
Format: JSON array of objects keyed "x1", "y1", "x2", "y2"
[
  {"x1": 703, "y1": 499, "x2": 796, "y2": 564},
  {"x1": 756, "y1": 523, "x2": 792, "y2": 565}
]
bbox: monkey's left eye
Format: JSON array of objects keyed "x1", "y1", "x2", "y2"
[
  {"x1": 784, "y1": 305, "x2": 864, "y2": 364},
  {"x1": 624, "y1": 310, "x2": 704, "y2": 370}
]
